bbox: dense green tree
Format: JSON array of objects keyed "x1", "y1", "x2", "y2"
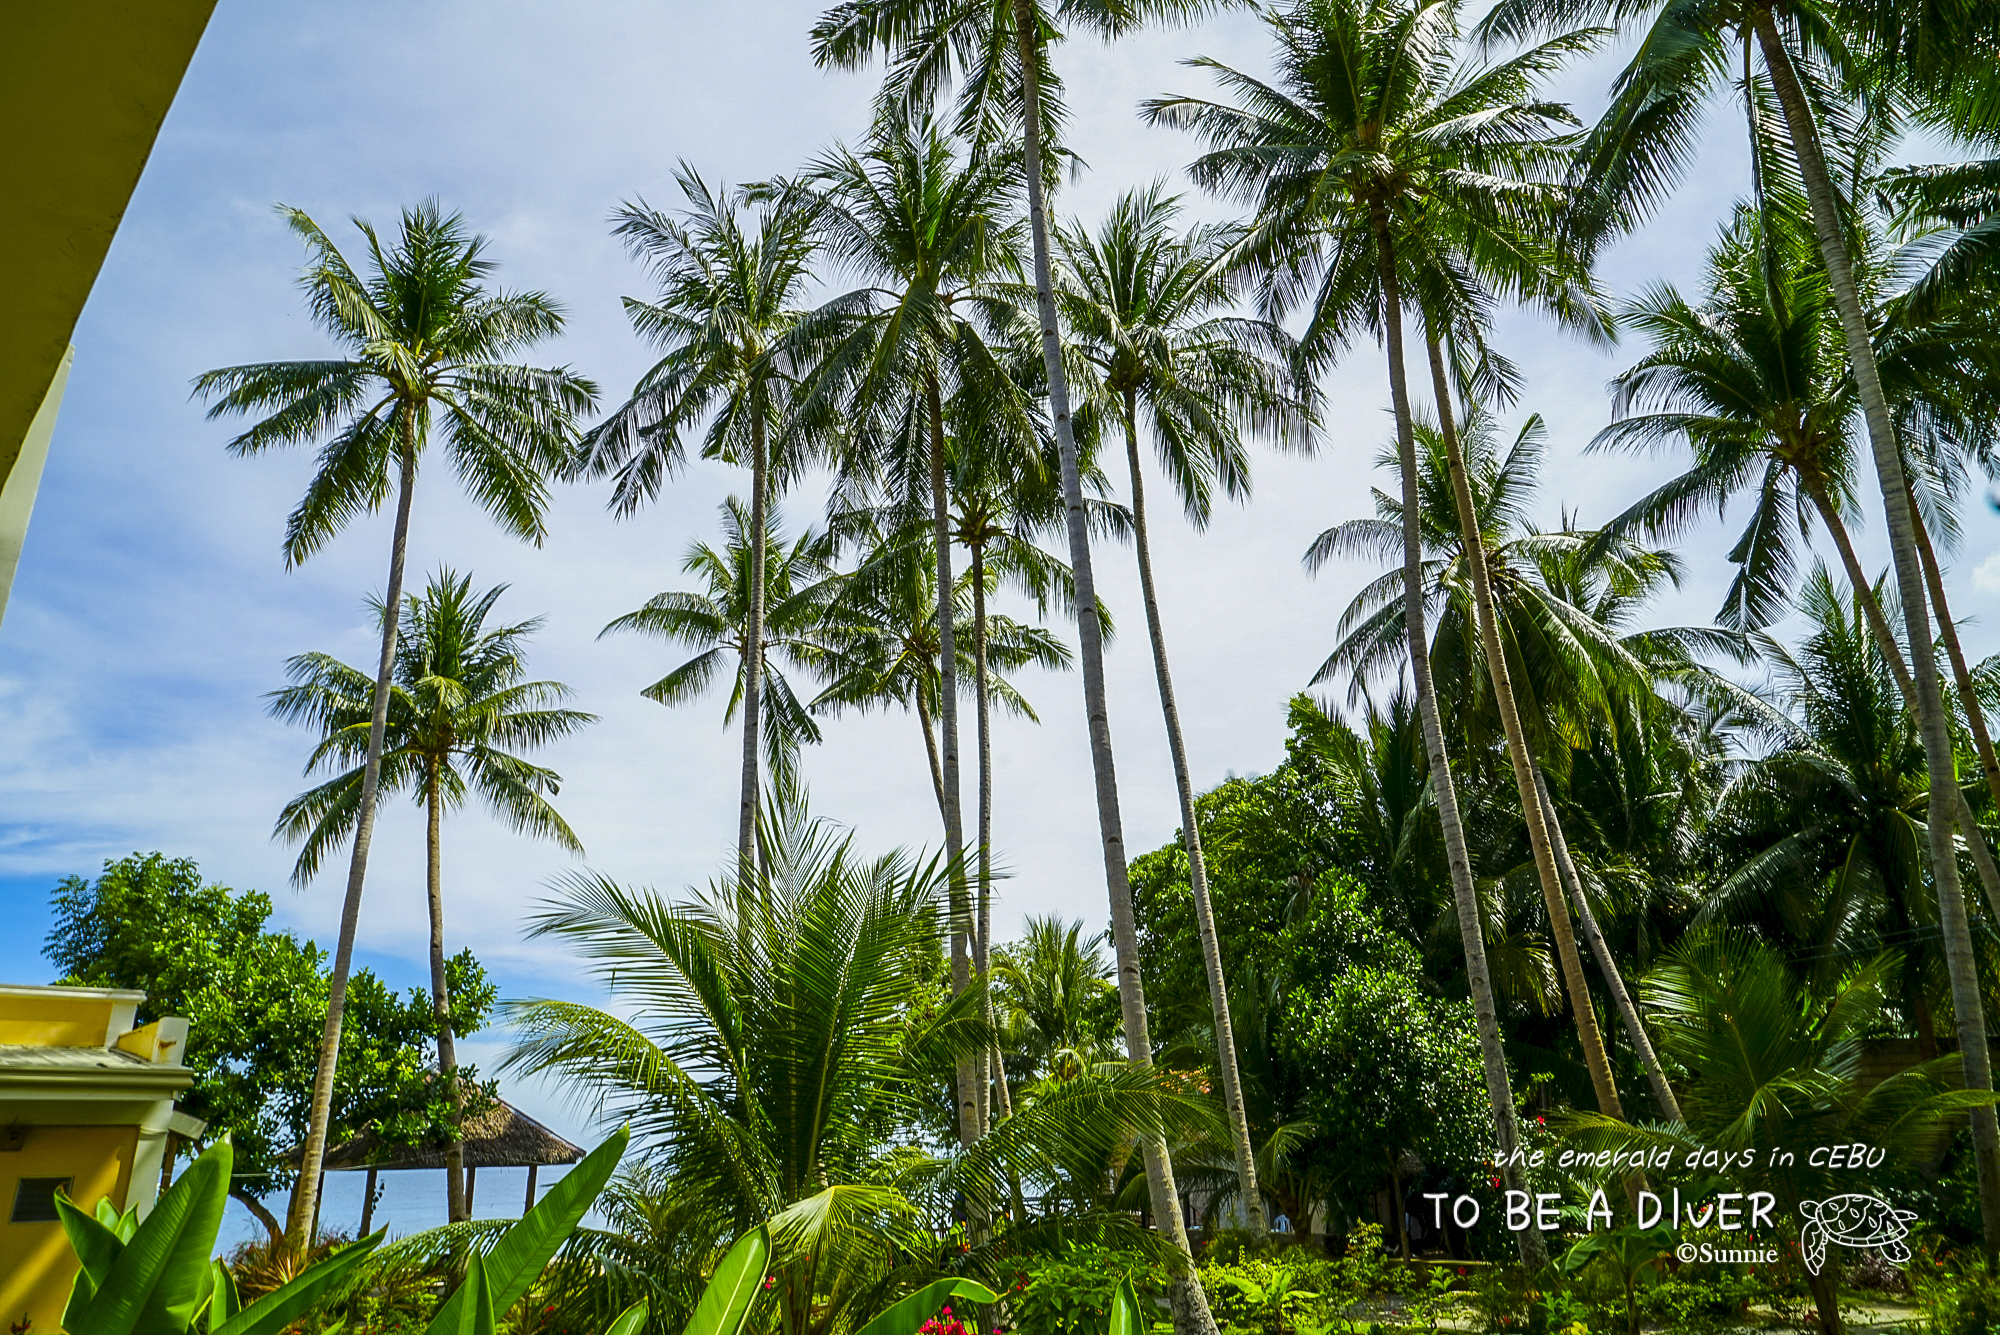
[
  {"x1": 195, "y1": 202, "x2": 594, "y2": 1248},
  {"x1": 269, "y1": 569, "x2": 591, "y2": 1220},
  {"x1": 43, "y1": 853, "x2": 495, "y2": 1242},
  {"x1": 1287, "y1": 908, "x2": 1492, "y2": 1259}
]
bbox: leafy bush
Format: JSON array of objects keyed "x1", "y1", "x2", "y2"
[
  {"x1": 1198, "y1": 1255, "x2": 1340, "y2": 1334},
  {"x1": 1009, "y1": 1245, "x2": 1167, "y2": 1335},
  {"x1": 1916, "y1": 1256, "x2": 2000, "y2": 1335}
]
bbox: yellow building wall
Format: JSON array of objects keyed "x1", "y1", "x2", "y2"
[
  {"x1": 0, "y1": 994, "x2": 113, "y2": 1047},
  {"x1": 0, "y1": 1126, "x2": 137, "y2": 1335}
]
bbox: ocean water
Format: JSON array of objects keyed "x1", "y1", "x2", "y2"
[{"x1": 214, "y1": 1164, "x2": 577, "y2": 1256}]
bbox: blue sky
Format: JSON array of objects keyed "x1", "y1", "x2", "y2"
[{"x1": 5, "y1": 0, "x2": 1998, "y2": 1168}]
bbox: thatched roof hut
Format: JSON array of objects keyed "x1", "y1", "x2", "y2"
[
  {"x1": 321, "y1": 1099, "x2": 583, "y2": 1172},
  {"x1": 314, "y1": 1098, "x2": 585, "y2": 1225}
]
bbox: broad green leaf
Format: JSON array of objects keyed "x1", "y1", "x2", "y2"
[
  {"x1": 95, "y1": 1198, "x2": 122, "y2": 1230},
  {"x1": 427, "y1": 1127, "x2": 628, "y2": 1332},
  {"x1": 1109, "y1": 1280, "x2": 1142, "y2": 1335},
  {"x1": 56, "y1": 1190, "x2": 123, "y2": 1320},
  {"x1": 214, "y1": 1232, "x2": 381, "y2": 1335},
  {"x1": 66, "y1": 1137, "x2": 232, "y2": 1335},
  {"x1": 684, "y1": 1228, "x2": 769, "y2": 1335},
  {"x1": 604, "y1": 1298, "x2": 649, "y2": 1335},
  {"x1": 64, "y1": 1261, "x2": 102, "y2": 1335},
  {"x1": 852, "y1": 1278, "x2": 1002, "y2": 1335},
  {"x1": 207, "y1": 1260, "x2": 240, "y2": 1334},
  {"x1": 430, "y1": 1252, "x2": 495, "y2": 1335}
]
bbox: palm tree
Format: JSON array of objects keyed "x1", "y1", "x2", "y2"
[
  {"x1": 268, "y1": 569, "x2": 593, "y2": 1220},
  {"x1": 1056, "y1": 183, "x2": 1316, "y2": 1232},
  {"x1": 1594, "y1": 208, "x2": 2000, "y2": 924},
  {"x1": 945, "y1": 377, "x2": 1075, "y2": 1126},
  {"x1": 1704, "y1": 568, "x2": 1955, "y2": 1058},
  {"x1": 992, "y1": 916, "x2": 1123, "y2": 1087},
  {"x1": 812, "y1": 9, "x2": 1226, "y2": 1314},
  {"x1": 505, "y1": 790, "x2": 1216, "y2": 1335},
  {"x1": 1146, "y1": 0, "x2": 1606, "y2": 1251},
  {"x1": 1311, "y1": 414, "x2": 1703, "y2": 1123},
  {"x1": 813, "y1": 514, "x2": 1071, "y2": 828},
  {"x1": 1478, "y1": 0, "x2": 2000, "y2": 1246},
  {"x1": 195, "y1": 201, "x2": 595, "y2": 1248},
  {"x1": 1569, "y1": 933, "x2": 1991, "y2": 1335},
  {"x1": 604, "y1": 499, "x2": 843, "y2": 790},
  {"x1": 574, "y1": 165, "x2": 821, "y2": 882},
  {"x1": 782, "y1": 116, "x2": 1029, "y2": 1146}
]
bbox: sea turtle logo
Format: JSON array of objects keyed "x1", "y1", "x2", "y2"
[{"x1": 1798, "y1": 1194, "x2": 1917, "y2": 1275}]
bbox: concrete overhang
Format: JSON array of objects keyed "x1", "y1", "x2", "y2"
[{"x1": 0, "y1": 2, "x2": 218, "y2": 626}]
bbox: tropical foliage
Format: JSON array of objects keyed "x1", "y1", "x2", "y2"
[{"x1": 57, "y1": 0, "x2": 2000, "y2": 1328}]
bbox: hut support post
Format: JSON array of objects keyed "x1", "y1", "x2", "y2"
[
  {"x1": 524, "y1": 1163, "x2": 538, "y2": 1215},
  {"x1": 465, "y1": 1164, "x2": 476, "y2": 1216},
  {"x1": 360, "y1": 1166, "x2": 378, "y2": 1236}
]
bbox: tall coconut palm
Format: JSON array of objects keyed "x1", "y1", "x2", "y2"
[
  {"x1": 1055, "y1": 183, "x2": 1316, "y2": 1231},
  {"x1": 1593, "y1": 208, "x2": 2000, "y2": 921},
  {"x1": 268, "y1": 569, "x2": 593, "y2": 1220},
  {"x1": 813, "y1": 513, "x2": 1072, "y2": 828},
  {"x1": 1311, "y1": 414, "x2": 1707, "y2": 1122},
  {"x1": 813, "y1": 8, "x2": 1225, "y2": 1315},
  {"x1": 944, "y1": 375, "x2": 1083, "y2": 1124},
  {"x1": 1478, "y1": 0, "x2": 2000, "y2": 1246},
  {"x1": 1146, "y1": 0, "x2": 1608, "y2": 1251},
  {"x1": 194, "y1": 201, "x2": 595, "y2": 1248},
  {"x1": 604, "y1": 499, "x2": 843, "y2": 790},
  {"x1": 781, "y1": 117, "x2": 1028, "y2": 1146},
  {"x1": 575, "y1": 165, "x2": 821, "y2": 882}
]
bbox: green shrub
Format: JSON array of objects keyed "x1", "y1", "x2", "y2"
[
  {"x1": 1917, "y1": 1257, "x2": 2000, "y2": 1335},
  {"x1": 1198, "y1": 1255, "x2": 1341, "y2": 1334},
  {"x1": 1010, "y1": 1245, "x2": 1168, "y2": 1335}
]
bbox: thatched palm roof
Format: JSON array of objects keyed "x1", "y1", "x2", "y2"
[{"x1": 320, "y1": 1098, "x2": 585, "y2": 1171}]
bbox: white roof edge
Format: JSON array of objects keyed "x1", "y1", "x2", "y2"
[{"x1": 0, "y1": 983, "x2": 147, "y2": 1002}]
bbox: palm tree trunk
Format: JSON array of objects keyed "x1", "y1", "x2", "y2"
[
  {"x1": 1804, "y1": 482, "x2": 2000, "y2": 923},
  {"x1": 1121, "y1": 400, "x2": 1265, "y2": 1234},
  {"x1": 1372, "y1": 214, "x2": 1543, "y2": 1267},
  {"x1": 740, "y1": 399, "x2": 769, "y2": 883},
  {"x1": 1531, "y1": 767, "x2": 1681, "y2": 1121},
  {"x1": 927, "y1": 372, "x2": 979, "y2": 1145},
  {"x1": 917, "y1": 688, "x2": 948, "y2": 823},
  {"x1": 1010, "y1": 4, "x2": 1218, "y2": 1326},
  {"x1": 972, "y1": 540, "x2": 1013, "y2": 1122},
  {"x1": 1914, "y1": 504, "x2": 2000, "y2": 817},
  {"x1": 1420, "y1": 329, "x2": 1626, "y2": 1126},
  {"x1": 235, "y1": 1187, "x2": 284, "y2": 1247},
  {"x1": 284, "y1": 434, "x2": 418, "y2": 1254},
  {"x1": 428, "y1": 766, "x2": 467, "y2": 1222},
  {"x1": 1755, "y1": 8, "x2": 2000, "y2": 1258}
]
